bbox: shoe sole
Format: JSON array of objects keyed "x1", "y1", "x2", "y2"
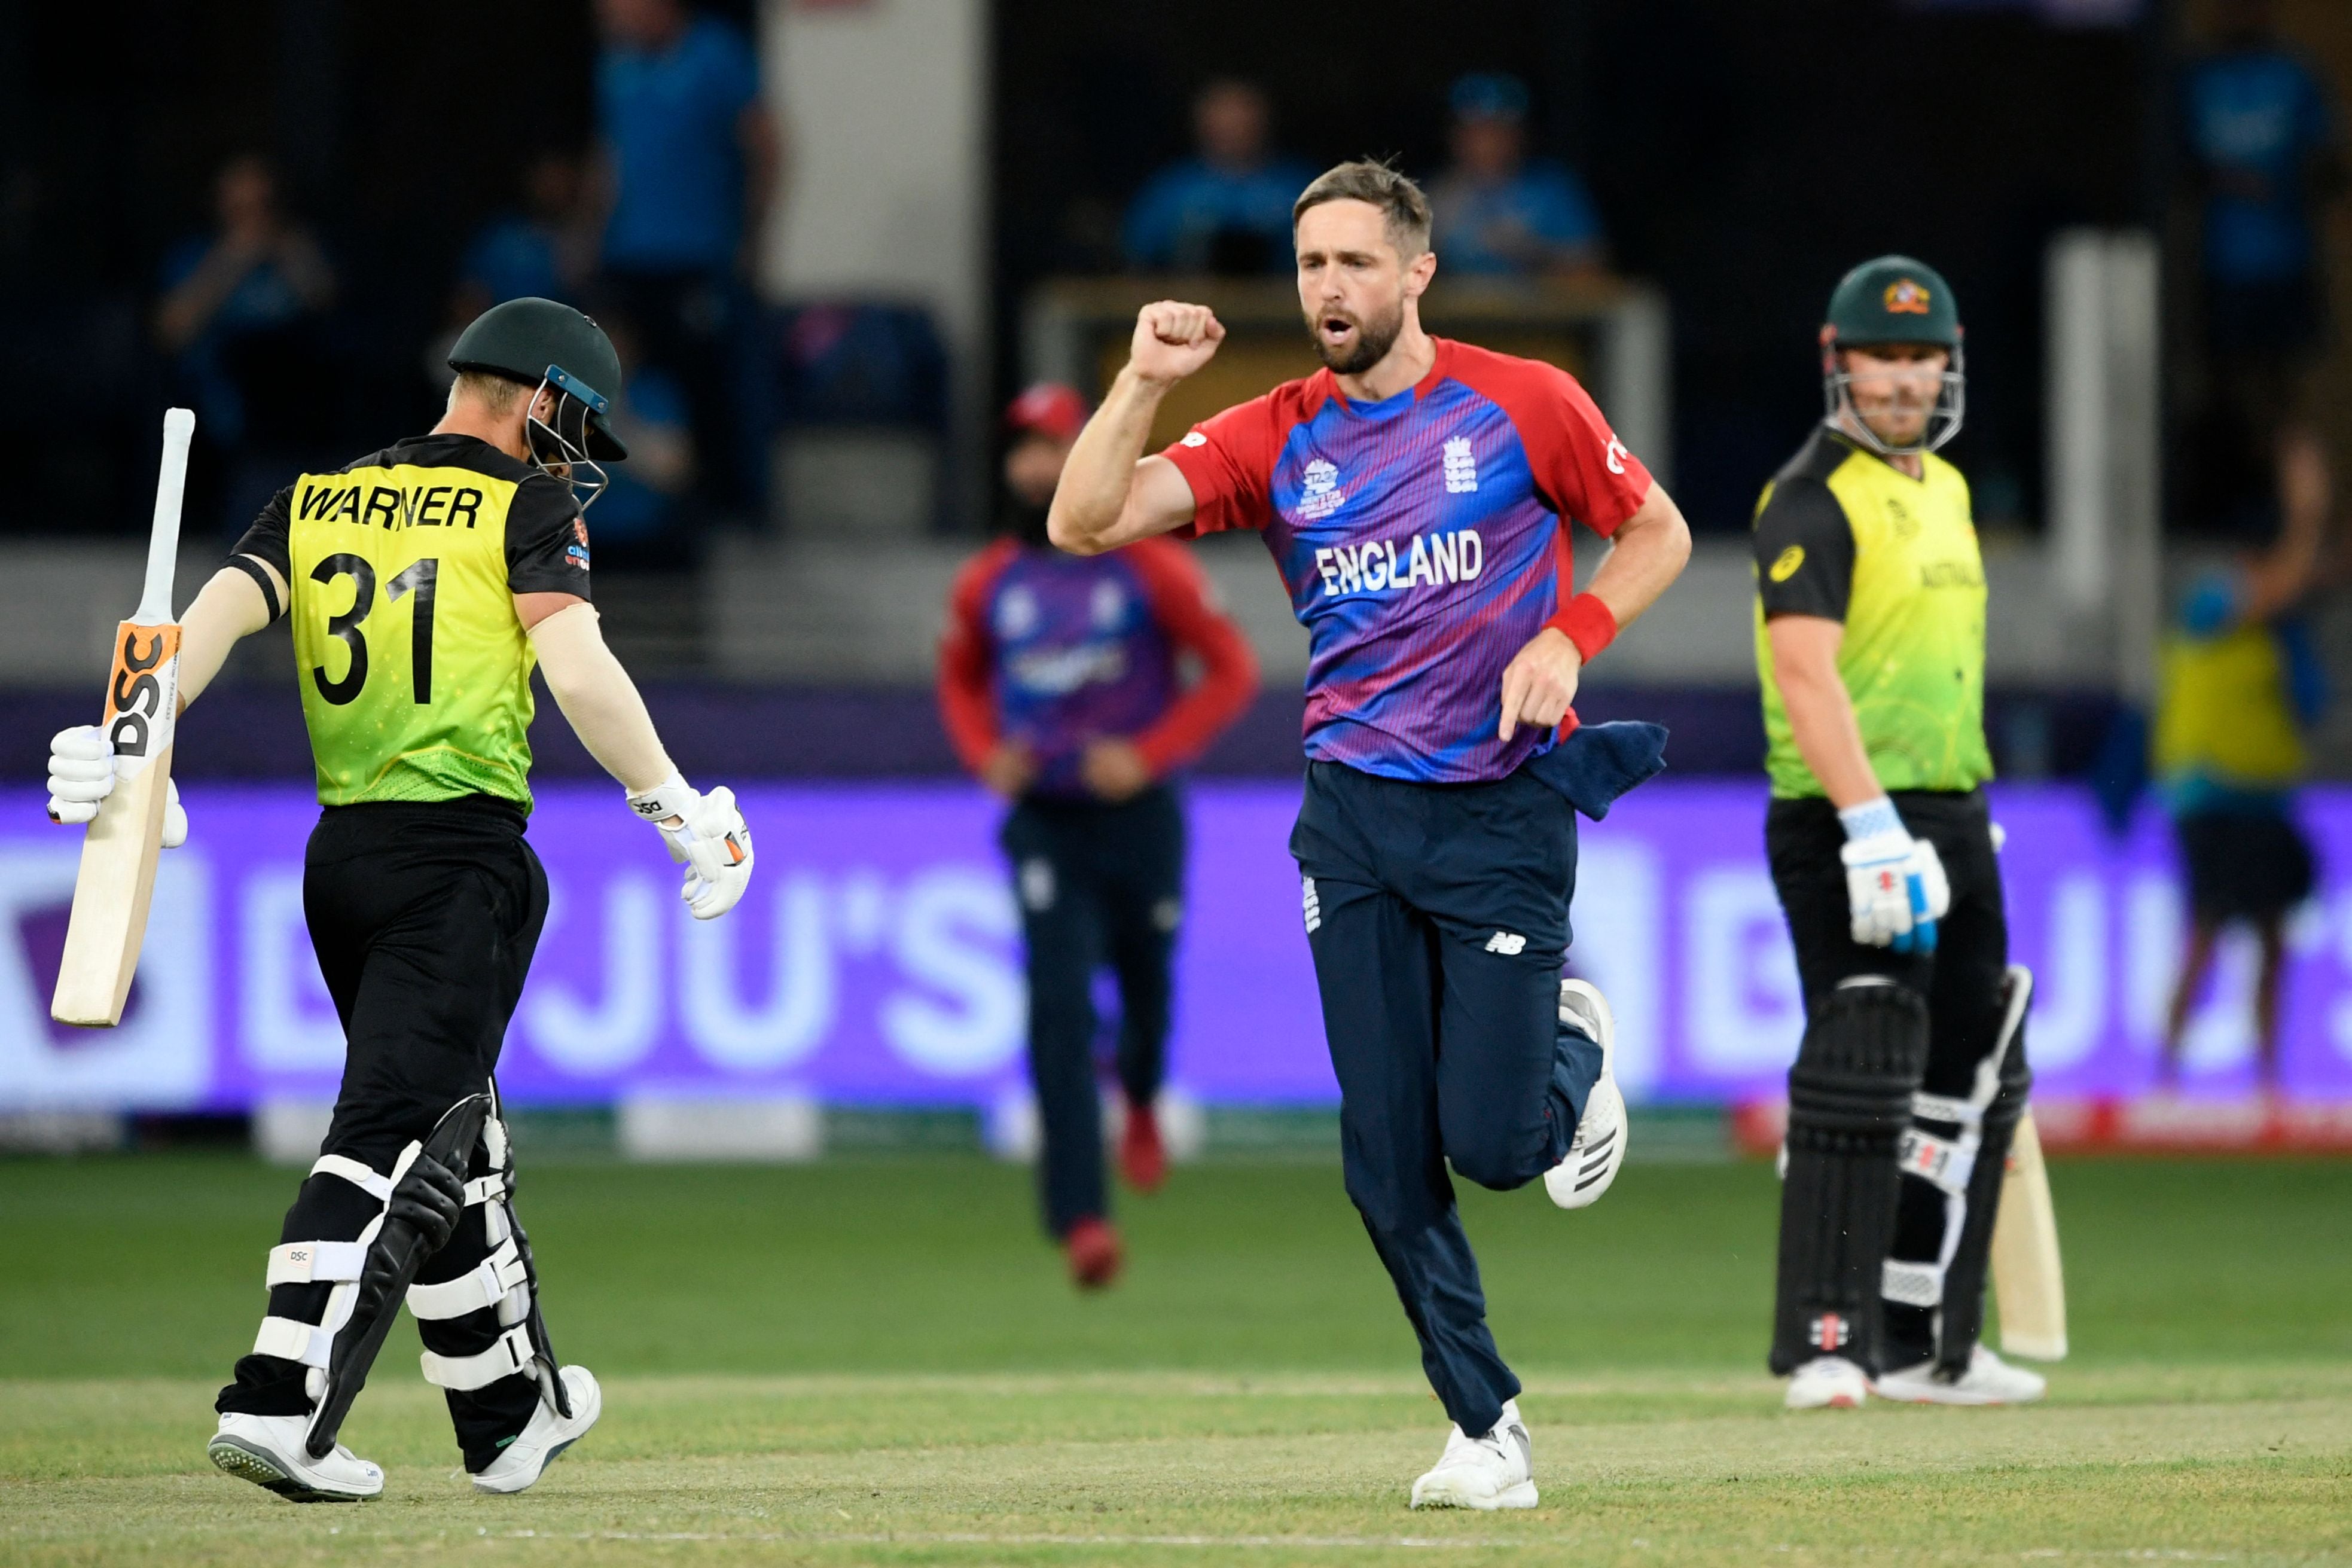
[
  {"x1": 1546, "y1": 1077, "x2": 1627, "y2": 1210},
  {"x1": 1411, "y1": 1479, "x2": 1539, "y2": 1510},
  {"x1": 1870, "y1": 1383, "x2": 2043, "y2": 1407},
  {"x1": 1784, "y1": 1384, "x2": 1868, "y2": 1411},
  {"x1": 208, "y1": 1436, "x2": 375, "y2": 1503}
]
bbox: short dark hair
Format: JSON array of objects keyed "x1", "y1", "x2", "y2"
[{"x1": 1292, "y1": 160, "x2": 1433, "y2": 257}]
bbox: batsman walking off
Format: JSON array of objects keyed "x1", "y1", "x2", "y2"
[
  {"x1": 45, "y1": 298, "x2": 756, "y2": 1501},
  {"x1": 1753, "y1": 257, "x2": 2048, "y2": 1410},
  {"x1": 1050, "y1": 161, "x2": 1690, "y2": 1508}
]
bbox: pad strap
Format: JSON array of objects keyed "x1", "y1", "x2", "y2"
[
  {"x1": 1911, "y1": 1091, "x2": 1981, "y2": 1128},
  {"x1": 310, "y1": 1154, "x2": 392, "y2": 1203},
  {"x1": 463, "y1": 1172, "x2": 509, "y2": 1207},
  {"x1": 406, "y1": 1238, "x2": 527, "y2": 1320},
  {"x1": 1883, "y1": 1258, "x2": 1945, "y2": 1307},
  {"x1": 267, "y1": 1240, "x2": 368, "y2": 1287},
  {"x1": 419, "y1": 1324, "x2": 535, "y2": 1390},
  {"x1": 254, "y1": 1315, "x2": 332, "y2": 1368},
  {"x1": 1897, "y1": 1127, "x2": 1978, "y2": 1195}
]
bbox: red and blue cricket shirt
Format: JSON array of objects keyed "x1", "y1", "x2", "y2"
[{"x1": 1161, "y1": 337, "x2": 1653, "y2": 784}]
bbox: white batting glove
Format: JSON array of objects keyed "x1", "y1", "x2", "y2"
[
  {"x1": 1839, "y1": 798, "x2": 1948, "y2": 954},
  {"x1": 46, "y1": 726, "x2": 185, "y2": 847},
  {"x1": 625, "y1": 772, "x2": 752, "y2": 920}
]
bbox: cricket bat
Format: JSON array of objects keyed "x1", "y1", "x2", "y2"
[
  {"x1": 50, "y1": 408, "x2": 195, "y2": 1027},
  {"x1": 1990, "y1": 1109, "x2": 2069, "y2": 1360}
]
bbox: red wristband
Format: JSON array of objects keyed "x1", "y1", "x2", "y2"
[{"x1": 1547, "y1": 593, "x2": 1618, "y2": 663}]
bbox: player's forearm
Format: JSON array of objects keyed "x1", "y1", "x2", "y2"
[
  {"x1": 176, "y1": 564, "x2": 280, "y2": 714},
  {"x1": 1777, "y1": 660, "x2": 1882, "y2": 809},
  {"x1": 528, "y1": 603, "x2": 677, "y2": 794},
  {"x1": 1048, "y1": 366, "x2": 1169, "y2": 555},
  {"x1": 1582, "y1": 483, "x2": 1691, "y2": 633}
]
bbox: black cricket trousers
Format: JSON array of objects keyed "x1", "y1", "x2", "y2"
[
  {"x1": 1764, "y1": 787, "x2": 2013, "y2": 1368},
  {"x1": 1291, "y1": 760, "x2": 1602, "y2": 1442},
  {"x1": 217, "y1": 797, "x2": 554, "y2": 1472},
  {"x1": 1000, "y1": 785, "x2": 1185, "y2": 1238}
]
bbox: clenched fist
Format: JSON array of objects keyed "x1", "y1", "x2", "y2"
[{"x1": 1129, "y1": 301, "x2": 1226, "y2": 387}]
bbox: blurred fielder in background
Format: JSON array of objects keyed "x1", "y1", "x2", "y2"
[
  {"x1": 50, "y1": 298, "x2": 754, "y2": 1502},
  {"x1": 938, "y1": 382, "x2": 1258, "y2": 1289},
  {"x1": 2158, "y1": 427, "x2": 2330, "y2": 1090},
  {"x1": 1048, "y1": 159, "x2": 1691, "y2": 1509},
  {"x1": 1751, "y1": 257, "x2": 2046, "y2": 1411}
]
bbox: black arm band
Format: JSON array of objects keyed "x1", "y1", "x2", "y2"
[{"x1": 226, "y1": 555, "x2": 283, "y2": 622}]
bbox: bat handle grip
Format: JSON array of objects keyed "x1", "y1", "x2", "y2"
[{"x1": 136, "y1": 408, "x2": 196, "y2": 624}]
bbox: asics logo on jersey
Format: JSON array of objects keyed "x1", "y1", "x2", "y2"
[
  {"x1": 1297, "y1": 459, "x2": 1345, "y2": 520},
  {"x1": 1313, "y1": 527, "x2": 1484, "y2": 599},
  {"x1": 1301, "y1": 875, "x2": 1322, "y2": 934},
  {"x1": 1605, "y1": 437, "x2": 1630, "y2": 475},
  {"x1": 1442, "y1": 437, "x2": 1478, "y2": 494}
]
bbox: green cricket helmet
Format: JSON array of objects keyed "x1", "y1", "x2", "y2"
[
  {"x1": 1819, "y1": 254, "x2": 1966, "y2": 456},
  {"x1": 448, "y1": 297, "x2": 627, "y2": 505}
]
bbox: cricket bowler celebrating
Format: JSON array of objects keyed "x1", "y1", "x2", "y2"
[
  {"x1": 44, "y1": 298, "x2": 754, "y2": 1500},
  {"x1": 1051, "y1": 160, "x2": 1691, "y2": 1508},
  {"x1": 1752, "y1": 257, "x2": 2046, "y2": 1410}
]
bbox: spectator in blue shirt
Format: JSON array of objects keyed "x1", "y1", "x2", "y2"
[
  {"x1": 454, "y1": 152, "x2": 591, "y2": 321},
  {"x1": 584, "y1": 310, "x2": 698, "y2": 566},
  {"x1": 1123, "y1": 80, "x2": 1316, "y2": 275},
  {"x1": 155, "y1": 154, "x2": 338, "y2": 536},
  {"x1": 2183, "y1": 0, "x2": 2340, "y2": 377},
  {"x1": 1427, "y1": 74, "x2": 1606, "y2": 279},
  {"x1": 594, "y1": 0, "x2": 782, "y2": 516}
]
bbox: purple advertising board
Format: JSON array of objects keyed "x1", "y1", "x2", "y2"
[{"x1": 3, "y1": 782, "x2": 2348, "y2": 1112}]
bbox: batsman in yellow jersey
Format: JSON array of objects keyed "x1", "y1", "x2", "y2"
[
  {"x1": 1752, "y1": 258, "x2": 2047, "y2": 1411},
  {"x1": 42, "y1": 298, "x2": 755, "y2": 1502}
]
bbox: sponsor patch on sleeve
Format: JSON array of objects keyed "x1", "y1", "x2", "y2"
[{"x1": 1769, "y1": 544, "x2": 1805, "y2": 582}]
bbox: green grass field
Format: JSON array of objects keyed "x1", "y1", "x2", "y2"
[{"x1": 5, "y1": 1150, "x2": 2350, "y2": 1566}]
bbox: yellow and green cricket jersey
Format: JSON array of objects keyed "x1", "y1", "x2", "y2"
[
  {"x1": 231, "y1": 433, "x2": 593, "y2": 810},
  {"x1": 1750, "y1": 426, "x2": 1993, "y2": 800},
  {"x1": 2155, "y1": 620, "x2": 2306, "y2": 791}
]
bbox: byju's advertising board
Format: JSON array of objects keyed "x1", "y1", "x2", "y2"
[{"x1": 5, "y1": 782, "x2": 2350, "y2": 1112}]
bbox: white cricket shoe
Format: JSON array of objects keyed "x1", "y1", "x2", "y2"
[
  {"x1": 471, "y1": 1365, "x2": 602, "y2": 1494},
  {"x1": 1545, "y1": 980, "x2": 1626, "y2": 1210},
  {"x1": 1409, "y1": 1398, "x2": 1538, "y2": 1510},
  {"x1": 208, "y1": 1412, "x2": 384, "y2": 1502},
  {"x1": 1874, "y1": 1344, "x2": 2048, "y2": 1406},
  {"x1": 1784, "y1": 1356, "x2": 1871, "y2": 1410}
]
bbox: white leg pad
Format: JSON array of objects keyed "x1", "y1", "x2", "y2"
[
  {"x1": 407, "y1": 1238, "x2": 528, "y2": 1320},
  {"x1": 420, "y1": 1324, "x2": 535, "y2": 1390}
]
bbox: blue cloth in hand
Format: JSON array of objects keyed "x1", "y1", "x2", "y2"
[{"x1": 1524, "y1": 721, "x2": 1669, "y2": 821}]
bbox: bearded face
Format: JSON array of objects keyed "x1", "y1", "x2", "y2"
[{"x1": 1307, "y1": 297, "x2": 1406, "y2": 376}]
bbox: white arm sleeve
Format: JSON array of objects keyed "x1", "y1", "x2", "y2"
[{"x1": 527, "y1": 602, "x2": 677, "y2": 794}]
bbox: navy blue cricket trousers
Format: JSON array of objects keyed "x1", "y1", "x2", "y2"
[
  {"x1": 1001, "y1": 786, "x2": 1185, "y2": 1239},
  {"x1": 1290, "y1": 759, "x2": 1601, "y2": 1440}
]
